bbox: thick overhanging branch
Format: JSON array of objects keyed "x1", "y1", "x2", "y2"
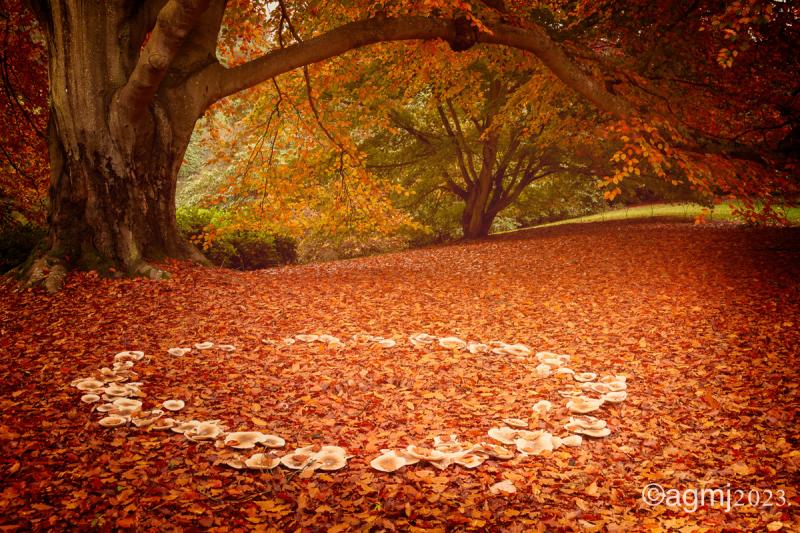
[
  {"x1": 113, "y1": 0, "x2": 211, "y2": 122},
  {"x1": 201, "y1": 17, "x2": 456, "y2": 106}
]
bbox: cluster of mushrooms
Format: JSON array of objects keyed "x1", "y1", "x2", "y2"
[{"x1": 71, "y1": 334, "x2": 628, "y2": 476}]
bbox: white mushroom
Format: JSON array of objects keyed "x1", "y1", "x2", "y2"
[
  {"x1": 112, "y1": 398, "x2": 142, "y2": 415},
  {"x1": 566, "y1": 396, "x2": 605, "y2": 414},
  {"x1": 318, "y1": 335, "x2": 341, "y2": 344},
  {"x1": 171, "y1": 420, "x2": 201, "y2": 434},
  {"x1": 453, "y1": 452, "x2": 486, "y2": 468},
  {"x1": 185, "y1": 421, "x2": 226, "y2": 441},
  {"x1": 114, "y1": 351, "x2": 144, "y2": 363},
  {"x1": 224, "y1": 431, "x2": 268, "y2": 449},
  {"x1": 314, "y1": 451, "x2": 347, "y2": 471},
  {"x1": 583, "y1": 382, "x2": 611, "y2": 394},
  {"x1": 502, "y1": 344, "x2": 531, "y2": 357},
  {"x1": 295, "y1": 334, "x2": 319, "y2": 343},
  {"x1": 245, "y1": 453, "x2": 281, "y2": 470},
  {"x1": 573, "y1": 372, "x2": 598, "y2": 383},
  {"x1": 194, "y1": 342, "x2": 214, "y2": 350},
  {"x1": 162, "y1": 400, "x2": 185, "y2": 412},
  {"x1": 600, "y1": 374, "x2": 627, "y2": 383},
  {"x1": 602, "y1": 391, "x2": 628, "y2": 403},
  {"x1": 80, "y1": 393, "x2": 101, "y2": 404},
  {"x1": 168, "y1": 348, "x2": 191, "y2": 357},
  {"x1": 377, "y1": 339, "x2": 396, "y2": 348},
  {"x1": 280, "y1": 451, "x2": 314, "y2": 470},
  {"x1": 96, "y1": 403, "x2": 115, "y2": 413},
  {"x1": 222, "y1": 458, "x2": 246, "y2": 470},
  {"x1": 74, "y1": 378, "x2": 105, "y2": 391},
  {"x1": 558, "y1": 388, "x2": 584, "y2": 398},
  {"x1": 467, "y1": 342, "x2": 489, "y2": 354},
  {"x1": 132, "y1": 410, "x2": 164, "y2": 427},
  {"x1": 433, "y1": 435, "x2": 465, "y2": 453},
  {"x1": 104, "y1": 383, "x2": 133, "y2": 397},
  {"x1": 370, "y1": 451, "x2": 407, "y2": 472},
  {"x1": 438, "y1": 337, "x2": 466, "y2": 350},
  {"x1": 98, "y1": 414, "x2": 129, "y2": 427},
  {"x1": 487, "y1": 427, "x2": 518, "y2": 445},
  {"x1": 573, "y1": 427, "x2": 611, "y2": 438},
  {"x1": 605, "y1": 381, "x2": 627, "y2": 392},
  {"x1": 535, "y1": 364, "x2": 552, "y2": 378},
  {"x1": 283, "y1": 338, "x2": 296, "y2": 346},
  {"x1": 151, "y1": 418, "x2": 176, "y2": 430},
  {"x1": 531, "y1": 400, "x2": 553, "y2": 415},
  {"x1": 515, "y1": 432, "x2": 555, "y2": 456},
  {"x1": 541, "y1": 357, "x2": 563, "y2": 367},
  {"x1": 561, "y1": 435, "x2": 583, "y2": 447},
  {"x1": 502, "y1": 417, "x2": 528, "y2": 428},
  {"x1": 261, "y1": 435, "x2": 286, "y2": 448},
  {"x1": 405, "y1": 445, "x2": 447, "y2": 461},
  {"x1": 218, "y1": 344, "x2": 236, "y2": 353},
  {"x1": 471, "y1": 442, "x2": 514, "y2": 460},
  {"x1": 409, "y1": 333, "x2": 436, "y2": 347},
  {"x1": 555, "y1": 367, "x2": 575, "y2": 375},
  {"x1": 566, "y1": 415, "x2": 607, "y2": 430}
]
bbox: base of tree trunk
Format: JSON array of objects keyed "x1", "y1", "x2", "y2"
[{"x1": 13, "y1": 239, "x2": 208, "y2": 293}]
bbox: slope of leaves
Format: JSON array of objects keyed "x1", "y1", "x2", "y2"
[{"x1": 1, "y1": 221, "x2": 798, "y2": 530}]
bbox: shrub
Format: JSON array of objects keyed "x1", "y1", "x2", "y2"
[{"x1": 175, "y1": 206, "x2": 297, "y2": 270}]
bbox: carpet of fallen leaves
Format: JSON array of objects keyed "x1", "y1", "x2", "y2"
[{"x1": 1, "y1": 220, "x2": 799, "y2": 532}]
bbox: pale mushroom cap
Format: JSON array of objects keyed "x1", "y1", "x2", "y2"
[
  {"x1": 162, "y1": 400, "x2": 185, "y2": 412},
  {"x1": 378, "y1": 339, "x2": 396, "y2": 348},
  {"x1": 515, "y1": 429, "x2": 545, "y2": 441},
  {"x1": 600, "y1": 374, "x2": 627, "y2": 383},
  {"x1": 283, "y1": 338, "x2": 296, "y2": 345},
  {"x1": 194, "y1": 342, "x2": 214, "y2": 350},
  {"x1": 531, "y1": 400, "x2": 553, "y2": 415},
  {"x1": 171, "y1": 420, "x2": 201, "y2": 434},
  {"x1": 314, "y1": 452, "x2": 348, "y2": 471},
  {"x1": 151, "y1": 418, "x2": 176, "y2": 430},
  {"x1": 295, "y1": 334, "x2": 319, "y2": 343},
  {"x1": 467, "y1": 342, "x2": 489, "y2": 354},
  {"x1": 262, "y1": 435, "x2": 286, "y2": 448},
  {"x1": 606, "y1": 381, "x2": 627, "y2": 392},
  {"x1": 535, "y1": 351, "x2": 559, "y2": 362},
  {"x1": 218, "y1": 344, "x2": 236, "y2": 352},
  {"x1": 503, "y1": 344, "x2": 531, "y2": 357},
  {"x1": 405, "y1": 445, "x2": 447, "y2": 461},
  {"x1": 555, "y1": 367, "x2": 575, "y2": 375},
  {"x1": 99, "y1": 415, "x2": 128, "y2": 427},
  {"x1": 558, "y1": 388, "x2": 584, "y2": 398},
  {"x1": 561, "y1": 435, "x2": 583, "y2": 447},
  {"x1": 454, "y1": 452, "x2": 486, "y2": 468},
  {"x1": 81, "y1": 394, "x2": 101, "y2": 404},
  {"x1": 471, "y1": 442, "x2": 514, "y2": 460},
  {"x1": 245, "y1": 453, "x2": 281, "y2": 470},
  {"x1": 487, "y1": 427, "x2": 518, "y2": 445},
  {"x1": 502, "y1": 417, "x2": 528, "y2": 428},
  {"x1": 168, "y1": 348, "x2": 191, "y2": 356},
  {"x1": 114, "y1": 351, "x2": 144, "y2": 362},
  {"x1": 280, "y1": 452, "x2": 313, "y2": 469},
  {"x1": 186, "y1": 421, "x2": 225, "y2": 440},
  {"x1": 75, "y1": 378, "x2": 106, "y2": 391},
  {"x1": 370, "y1": 453, "x2": 407, "y2": 472},
  {"x1": 104, "y1": 383, "x2": 132, "y2": 397},
  {"x1": 566, "y1": 396, "x2": 605, "y2": 414},
  {"x1": 574, "y1": 372, "x2": 598, "y2": 383},
  {"x1": 568, "y1": 415, "x2": 607, "y2": 429},
  {"x1": 318, "y1": 335, "x2": 341, "y2": 344},
  {"x1": 96, "y1": 403, "x2": 115, "y2": 412},
  {"x1": 535, "y1": 364, "x2": 552, "y2": 377},
  {"x1": 225, "y1": 431, "x2": 268, "y2": 449},
  {"x1": 515, "y1": 432, "x2": 555, "y2": 455},
  {"x1": 602, "y1": 391, "x2": 628, "y2": 403},
  {"x1": 409, "y1": 333, "x2": 436, "y2": 344},
  {"x1": 575, "y1": 427, "x2": 611, "y2": 438},
  {"x1": 438, "y1": 336, "x2": 466, "y2": 350}
]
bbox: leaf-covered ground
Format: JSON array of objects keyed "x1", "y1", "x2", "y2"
[{"x1": 1, "y1": 220, "x2": 798, "y2": 531}]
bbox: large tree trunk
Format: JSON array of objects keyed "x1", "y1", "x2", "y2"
[
  {"x1": 461, "y1": 198, "x2": 497, "y2": 239},
  {"x1": 22, "y1": 1, "x2": 207, "y2": 290}
]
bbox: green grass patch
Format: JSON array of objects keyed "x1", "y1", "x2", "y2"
[{"x1": 526, "y1": 203, "x2": 800, "y2": 230}]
